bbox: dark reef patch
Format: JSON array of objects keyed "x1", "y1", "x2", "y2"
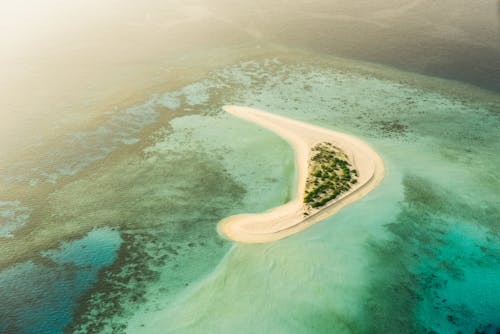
[
  {"x1": 372, "y1": 119, "x2": 409, "y2": 138},
  {"x1": 65, "y1": 152, "x2": 245, "y2": 333},
  {"x1": 364, "y1": 175, "x2": 500, "y2": 333}
]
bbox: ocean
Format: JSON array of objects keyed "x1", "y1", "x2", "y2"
[{"x1": 1, "y1": 1, "x2": 499, "y2": 333}]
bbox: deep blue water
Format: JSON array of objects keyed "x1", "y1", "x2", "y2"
[{"x1": 0, "y1": 228, "x2": 121, "y2": 334}]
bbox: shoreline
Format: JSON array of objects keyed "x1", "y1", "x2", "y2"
[{"x1": 218, "y1": 106, "x2": 385, "y2": 243}]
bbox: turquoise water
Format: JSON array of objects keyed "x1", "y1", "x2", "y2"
[
  {"x1": 0, "y1": 228, "x2": 121, "y2": 333},
  {"x1": 1, "y1": 55, "x2": 499, "y2": 333},
  {"x1": 125, "y1": 60, "x2": 499, "y2": 333},
  {"x1": 126, "y1": 60, "x2": 499, "y2": 333}
]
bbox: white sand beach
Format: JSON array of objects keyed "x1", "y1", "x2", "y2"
[{"x1": 218, "y1": 106, "x2": 385, "y2": 243}]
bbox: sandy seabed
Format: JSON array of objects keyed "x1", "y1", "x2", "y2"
[{"x1": 218, "y1": 106, "x2": 385, "y2": 243}]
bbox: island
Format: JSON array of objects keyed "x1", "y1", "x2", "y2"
[{"x1": 218, "y1": 106, "x2": 385, "y2": 243}]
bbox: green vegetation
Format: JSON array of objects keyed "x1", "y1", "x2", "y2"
[{"x1": 304, "y1": 143, "x2": 358, "y2": 210}]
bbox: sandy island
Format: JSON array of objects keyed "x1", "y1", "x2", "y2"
[{"x1": 218, "y1": 106, "x2": 385, "y2": 243}]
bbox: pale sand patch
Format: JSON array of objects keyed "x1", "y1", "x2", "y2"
[{"x1": 218, "y1": 106, "x2": 385, "y2": 243}]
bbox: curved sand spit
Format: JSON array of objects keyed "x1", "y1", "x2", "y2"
[{"x1": 218, "y1": 106, "x2": 385, "y2": 243}]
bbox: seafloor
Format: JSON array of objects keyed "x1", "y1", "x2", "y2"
[{"x1": 1, "y1": 50, "x2": 499, "y2": 334}]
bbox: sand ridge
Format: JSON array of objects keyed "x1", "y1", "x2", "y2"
[{"x1": 218, "y1": 106, "x2": 385, "y2": 243}]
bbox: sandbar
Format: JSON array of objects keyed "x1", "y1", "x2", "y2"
[{"x1": 218, "y1": 106, "x2": 385, "y2": 243}]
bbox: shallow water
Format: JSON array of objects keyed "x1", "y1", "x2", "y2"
[
  {"x1": 1, "y1": 57, "x2": 483, "y2": 333},
  {"x1": 111, "y1": 60, "x2": 499, "y2": 334},
  {"x1": 1, "y1": 26, "x2": 500, "y2": 334}
]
